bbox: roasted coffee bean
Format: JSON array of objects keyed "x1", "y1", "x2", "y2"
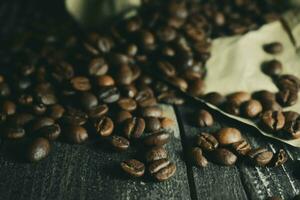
[
  {"x1": 223, "y1": 101, "x2": 240, "y2": 116},
  {"x1": 32, "y1": 117, "x2": 55, "y2": 132},
  {"x1": 152, "y1": 162, "x2": 176, "y2": 182},
  {"x1": 135, "y1": 89, "x2": 157, "y2": 107},
  {"x1": 144, "y1": 130, "x2": 170, "y2": 146},
  {"x1": 27, "y1": 137, "x2": 50, "y2": 162},
  {"x1": 261, "y1": 59, "x2": 282, "y2": 77},
  {"x1": 121, "y1": 159, "x2": 145, "y2": 177},
  {"x1": 64, "y1": 125, "x2": 88, "y2": 144},
  {"x1": 110, "y1": 135, "x2": 130, "y2": 151},
  {"x1": 117, "y1": 98, "x2": 137, "y2": 111},
  {"x1": 108, "y1": 53, "x2": 130, "y2": 66},
  {"x1": 97, "y1": 36, "x2": 113, "y2": 53},
  {"x1": 272, "y1": 149, "x2": 288, "y2": 167},
  {"x1": 248, "y1": 148, "x2": 273, "y2": 166},
  {"x1": 168, "y1": 76, "x2": 188, "y2": 91},
  {"x1": 188, "y1": 79, "x2": 206, "y2": 96},
  {"x1": 157, "y1": 26, "x2": 177, "y2": 42},
  {"x1": 232, "y1": 140, "x2": 251, "y2": 156},
  {"x1": 192, "y1": 147, "x2": 208, "y2": 167},
  {"x1": 38, "y1": 124, "x2": 61, "y2": 141},
  {"x1": 32, "y1": 103, "x2": 47, "y2": 115},
  {"x1": 0, "y1": 82, "x2": 10, "y2": 97},
  {"x1": 18, "y1": 94, "x2": 33, "y2": 105},
  {"x1": 197, "y1": 109, "x2": 213, "y2": 127},
  {"x1": 276, "y1": 89, "x2": 298, "y2": 107},
  {"x1": 4, "y1": 126, "x2": 25, "y2": 139},
  {"x1": 203, "y1": 92, "x2": 226, "y2": 106},
  {"x1": 97, "y1": 75, "x2": 115, "y2": 87},
  {"x1": 227, "y1": 91, "x2": 251, "y2": 106},
  {"x1": 157, "y1": 61, "x2": 176, "y2": 77},
  {"x1": 115, "y1": 110, "x2": 132, "y2": 124},
  {"x1": 241, "y1": 100, "x2": 263, "y2": 118},
  {"x1": 79, "y1": 92, "x2": 98, "y2": 110},
  {"x1": 70, "y1": 76, "x2": 91, "y2": 91},
  {"x1": 212, "y1": 148, "x2": 237, "y2": 166},
  {"x1": 61, "y1": 109, "x2": 88, "y2": 125},
  {"x1": 197, "y1": 133, "x2": 219, "y2": 151},
  {"x1": 217, "y1": 127, "x2": 242, "y2": 145},
  {"x1": 123, "y1": 117, "x2": 145, "y2": 139},
  {"x1": 146, "y1": 146, "x2": 168, "y2": 162},
  {"x1": 7, "y1": 113, "x2": 34, "y2": 126},
  {"x1": 88, "y1": 58, "x2": 108, "y2": 76},
  {"x1": 261, "y1": 99, "x2": 282, "y2": 112},
  {"x1": 261, "y1": 111, "x2": 285, "y2": 132},
  {"x1": 148, "y1": 159, "x2": 170, "y2": 174},
  {"x1": 87, "y1": 104, "x2": 109, "y2": 119},
  {"x1": 276, "y1": 75, "x2": 300, "y2": 91},
  {"x1": 36, "y1": 93, "x2": 57, "y2": 106},
  {"x1": 263, "y1": 42, "x2": 283, "y2": 54},
  {"x1": 141, "y1": 106, "x2": 162, "y2": 118},
  {"x1": 2, "y1": 100, "x2": 16, "y2": 115},
  {"x1": 145, "y1": 117, "x2": 161, "y2": 132},
  {"x1": 157, "y1": 91, "x2": 184, "y2": 105},
  {"x1": 94, "y1": 116, "x2": 114, "y2": 137},
  {"x1": 283, "y1": 112, "x2": 300, "y2": 139},
  {"x1": 115, "y1": 65, "x2": 133, "y2": 85},
  {"x1": 120, "y1": 84, "x2": 137, "y2": 98},
  {"x1": 48, "y1": 104, "x2": 65, "y2": 120},
  {"x1": 126, "y1": 43, "x2": 138, "y2": 56},
  {"x1": 160, "y1": 117, "x2": 174, "y2": 129},
  {"x1": 252, "y1": 90, "x2": 276, "y2": 102},
  {"x1": 98, "y1": 86, "x2": 120, "y2": 104}
]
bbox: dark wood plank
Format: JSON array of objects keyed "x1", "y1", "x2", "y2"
[
  {"x1": 176, "y1": 105, "x2": 249, "y2": 200},
  {"x1": 0, "y1": 105, "x2": 192, "y2": 200}
]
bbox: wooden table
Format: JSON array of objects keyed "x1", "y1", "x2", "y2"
[{"x1": 0, "y1": 1, "x2": 300, "y2": 200}]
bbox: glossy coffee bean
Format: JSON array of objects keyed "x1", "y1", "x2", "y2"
[
  {"x1": 197, "y1": 133, "x2": 219, "y2": 151},
  {"x1": 38, "y1": 124, "x2": 61, "y2": 141},
  {"x1": 203, "y1": 92, "x2": 226, "y2": 106},
  {"x1": 192, "y1": 147, "x2": 208, "y2": 167},
  {"x1": 110, "y1": 135, "x2": 130, "y2": 151},
  {"x1": 263, "y1": 42, "x2": 283, "y2": 54},
  {"x1": 88, "y1": 58, "x2": 108, "y2": 76},
  {"x1": 98, "y1": 86, "x2": 120, "y2": 104},
  {"x1": 188, "y1": 79, "x2": 206, "y2": 96},
  {"x1": 252, "y1": 90, "x2": 276, "y2": 102},
  {"x1": 273, "y1": 149, "x2": 288, "y2": 167},
  {"x1": 145, "y1": 117, "x2": 161, "y2": 132},
  {"x1": 160, "y1": 117, "x2": 174, "y2": 129},
  {"x1": 144, "y1": 130, "x2": 170, "y2": 146},
  {"x1": 80, "y1": 92, "x2": 98, "y2": 110},
  {"x1": 7, "y1": 113, "x2": 34, "y2": 126},
  {"x1": 217, "y1": 127, "x2": 242, "y2": 145},
  {"x1": 232, "y1": 140, "x2": 251, "y2": 156},
  {"x1": 276, "y1": 75, "x2": 300, "y2": 91},
  {"x1": 64, "y1": 125, "x2": 88, "y2": 144},
  {"x1": 146, "y1": 146, "x2": 168, "y2": 162},
  {"x1": 32, "y1": 103, "x2": 47, "y2": 115},
  {"x1": 148, "y1": 159, "x2": 170, "y2": 174},
  {"x1": 223, "y1": 101, "x2": 240, "y2": 116},
  {"x1": 168, "y1": 76, "x2": 188, "y2": 91},
  {"x1": 87, "y1": 104, "x2": 109, "y2": 119},
  {"x1": 135, "y1": 89, "x2": 157, "y2": 107},
  {"x1": 261, "y1": 59, "x2": 282, "y2": 77},
  {"x1": 261, "y1": 99, "x2": 282, "y2": 112},
  {"x1": 227, "y1": 91, "x2": 251, "y2": 106},
  {"x1": 212, "y1": 148, "x2": 237, "y2": 166},
  {"x1": 117, "y1": 98, "x2": 137, "y2": 111},
  {"x1": 115, "y1": 64, "x2": 133, "y2": 85},
  {"x1": 32, "y1": 117, "x2": 55, "y2": 132},
  {"x1": 48, "y1": 104, "x2": 65, "y2": 120},
  {"x1": 4, "y1": 126, "x2": 25, "y2": 139},
  {"x1": 115, "y1": 110, "x2": 132, "y2": 124},
  {"x1": 120, "y1": 84, "x2": 137, "y2": 98},
  {"x1": 141, "y1": 106, "x2": 162, "y2": 118},
  {"x1": 123, "y1": 117, "x2": 145, "y2": 139},
  {"x1": 158, "y1": 92, "x2": 184, "y2": 105},
  {"x1": 2, "y1": 100, "x2": 16, "y2": 115},
  {"x1": 70, "y1": 76, "x2": 91, "y2": 91},
  {"x1": 157, "y1": 61, "x2": 176, "y2": 77},
  {"x1": 248, "y1": 148, "x2": 273, "y2": 166},
  {"x1": 27, "y1": 137, "x2": 50, "y2": 162},
  {"x1": 283, "y1": 115, "x2": 300, "y2": 139},
  {"x1": 94, "y1": 116, "x2": 114, "y2": 137},
  {"x1": 241, "y1": 100, "x2": 262, "y2": 118},
  {"x1": 276, "y1": 89, "x2": 298, "y2": 107},
  {"x1": 121, "y1": 159, "x2": 145, "y2": 177},
  {"x1": 153, "y1": 162, "x2": 176, "y2": 182},
  {"x1": 61, "y1": 109, "x2": 88, "y2": 126},
  {"x1": 97, "y1": 75, "x2": 115, "y2": 87},
  {"x1": 197, "y1": 109, "x2": 213, "y2": 127},
  {"x1": 261, "y1": 111, "x2": 285, "y2": 132}
]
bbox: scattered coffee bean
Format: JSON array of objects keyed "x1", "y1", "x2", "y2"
[
  {"x1": 248, "y1": 148, "x2": 273, "y2": 166},
  {"x1": 27, "y1": 137, "x2": 50, "y2": 162},
  {"x1": 148, "y1": 159, "x2": 171, "y2": 174},
  {"x1": 115, "y1": 110, "x2": 132, "y2": 124},
  {"x1": 261, "y1": 60, "x2": 282, "y2": 77},
  {"x1": 203, "y1": 92, "x2": 226, "y2": 106},
  {"x1": 144, "y1": 130, "x2": 170, "y2": 146},
  {"x1": 146, "y1": 146, "x2": 168, "y2": 162},
  {"x1": 241, "y1": 100, "x2": 263, "y2": 118},
  {"x1": 197, "y1": 109, "x2": 214, "y2": 127},
  {"x1": 152, "y1": 162, "x2": 176, "y2": 181},
  {"x1": 98, "y1": 86, "x2": 120, "y2": 104},
  {"x1": 121, "y1": 159, "x2": 145, "y2": 177},
  {"x1": 117, "y1": 98, "x2": 137, "y2": 111},
  {"x1": 97, "y1": 75, "x2": 115, "y2": 87},
  {"x1": 160, "y1": 117, "x2": 174, "y2": 129},
  {"x1": 32, "y1": 117, "x2": 55, "y2": 132},
  {"x1": 38, "y1": 124, "x2": 61, "y2": 141},
  {"x1": 273, "y1": 149, "x2": 288, "y2": 167},
  {"x1": 64, "y1": 125, "x2": 88, "y2": 144},
  {"x1": 141, "y1": 106, "x2": 162, "y2": 118},
  {"x1": 110, "y1": 135, "x2": 130, "y2": 151},
  {"x1": 227, "y1": 92, "x2": 251, "y2": 106},
  {"x1": 145, "y1": 117, "x2": 161, "y2": 132},
  {"x1": 263, "y1": 42, "x2": 283, "y2": 54},
  {"x1": 192, "y1": 147, "x2": 208, "y2": 167},
  {"x1": 48, "y1": 104, "x2": 65, "y2": 120},
  {"x1": 276, "y1": 89, "x2": 298, "y2": 107},
  {"x1": 261, "y1": 111, "x2": 285, "y2": 132},
  {"x1": 232, "y1": 140, "x2": 251, "y2": 156},
  {"x1": 70, "y1": 76, "x2": 91, "y2": 91},
  {"x1": 79, "y1": 92, "x2": 98, "y2": 111},
  {"x1": 197, "y1": 133, "x2": 219, "y2": 151},
  {"x1": 4, "y1": 126, "x2": 26, "y2": 139},
  {"x1": 217, "y1": 127, "x2": 242, "y2": 145},
  {"x1": 123, "y1": 117, "x2": 145, "y2": 139},
  {"x1": 94, "y1": 116, "x2": 114, "y2": 137},
  {"x1": 2, "y1": 100, "x2": 16, "y2": 115},
  {"x1": 212, "y1": 148, "x2": 237, "y2": 166},
  {"x1": 87, "y1": 104, "x2": 109, "y2": 119}
]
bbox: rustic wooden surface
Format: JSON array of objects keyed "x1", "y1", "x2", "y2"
[{"x1": 1, "y1": 1, "x2": 300, "y2": 200}]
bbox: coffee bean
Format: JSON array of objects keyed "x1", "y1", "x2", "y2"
[
  {"x1": 61, "y1": 108, "x2": 88, "y2": 125},
  {"x1": 64, "y1": 125, "x2": 88, "y2": 144},
  {"x1": 98, "y1": 86, "x2": 120, "y2": 104},
  {"x1": 263, "y1": 42, "x2": 283, "y2": 54},
  {"x1": 121, "y1": 159, "x2": 145, "y2": 177},
  {"x1": 157, "y1": 61, "x2": 176, "y2": 77},
  {"x1": 7, "y1": 113, "x2": 34, "y2": 127},
  {"x1": 2, "y1": 100, "x2": 16, "y2": 115},
  {"x1": 227, "y1": 91, "x2": 251, "y2": 106},
  {"x1": 146, "y1": 146, "x2": 168, "y2": 162},
  {"x1": 126, "y1": 43, "x2": 138, "y2": 56},
  {"x1": 38, "y1": 124, "x2": 61, "y2": 141},
  {"x1": 283, "y1": 112, "x2": 300, "y2": 139},
  {"x1": 153, "y1": 162, "x2": 176, "y2": 181},
  {"x1": 197, "y1": 133, "x2": 219, "y2": 151},
  {"x1": 145, "y1": 117, "x2": 161, "y2": 132},
  {"x1": 217, "y1": 127, "x2": 242, "y2": 145},
  {"x1": 94, "y1": 116, "x2": 114, "y2": 137},
  {"x1": 276, "y1": 89, "x2": 298, "y2": 107},
  {"x1": 27, "y1": 137, "x2": 50, "y2": 162},
  {"x1": 148, "y1": 159, "x2": 170, "y2": 174},
  {"x1": 117, "y1": 98, "x2": 137, "y2": 111},
  {"x1": 18, "y1": 94, "x2": 33, "y2": 105},
  {"x1": 97, "y1": 36, "x2": 113, "y2": 53},
  {"x1": 70, "y1": 76, "x2": 91, "y2": 91},
  {"x1": 261, "y1": 59, "x2": 282, "y2": 77},
  {"x1": 88, "y1": 58, "x2": 108, "y2": 76},
  {"x1": 32, "y1": 117, "x2": 55, "y2": 132},
  {"x1": 97, "y1": 75, "x2": 115, "y2": 87},
  {"x1": 204, "y1": 92, "x2": 226, "y2": 106},
  {"x1": 157, "y1": 26, "x2": 177, "y2": 42},
  {"x1": 168, "y1": 76, "x2": 188, "y2": 91},
  {"x1": 144, "y1": 130, "x2": 170, "y2": 146},
  {"x1": 115, "y1": 64, "x2": 133, "y2": 85},
  {"x1": 48, "y1": 104, "x2": 65, "y2": 120},
  {"x1": 252, "y1": 90, "x2": 276, "y2": 102},
  {"x1": 272, "y1": 149, "x2": 288, "y2": 167},
  {"x1": 261, "y1": 111, "x2": 285, "y2": 132},
  {"x1": 232, "y1": 140, "x2": 251, "y2": 156},
  {"x1": 135, "y1": 89, "x2": 157, "y2": 107},
  {"x1": 123, "y1": 117, "x2": 145, "y2": 139},
  {"x1": 160, "y1": 117, "x2": 174, "y2": 129},
  {"x1": 115, "y1": 110, "x2": 132, "y2": 124},
  {"x1": 248, "y1": 148, "x2": 273, "y2": 166},
  {"x1": 0, "y1": 82, "x2": 11, "y2": 97},
  {"x1": 4, "y1": 126, "x2": 25, "y2": 139},
  {"x1": 212, "y1": 148, "x2": 237, "y2": 166},
  {"x1": 36, "y1": 93, "x2": 57, "y2": 106},
  {"x1": 80, "y1": 92, "x2": 98, "y2": 110},
  {"x1": 192, "y1": 147, "x2": 208, "y2": 167},
  {"x1": 197, "y1": 109, "x2": 213, "y2": 127},
  {"x1": 87, "y1": 104, "x2": 109, "y2": 119},
  {"x1": 223, "y1": 101, "x2": 240, "y2": 116},
  {"x1": 120, "y1": 84, "x2": 137, "y2": 98},
  {"x1": 141, "y1": 106, "x2": 162, "y2": 118},
  {"x1": 261, "y1": 100, "x2": 282, "y2": 112},
  {"x1": 276, "y1": 75, "x2": 300, "y2": 91},
  {"x1": 241, "y1": 100, "x2": 263, "y2": 118},
  {"x1": 110, "y1": 135, "x2": 130, "y2": 151},
  {"x1": 188, "y1": 79, "x2": 206, "y2": 96}
]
